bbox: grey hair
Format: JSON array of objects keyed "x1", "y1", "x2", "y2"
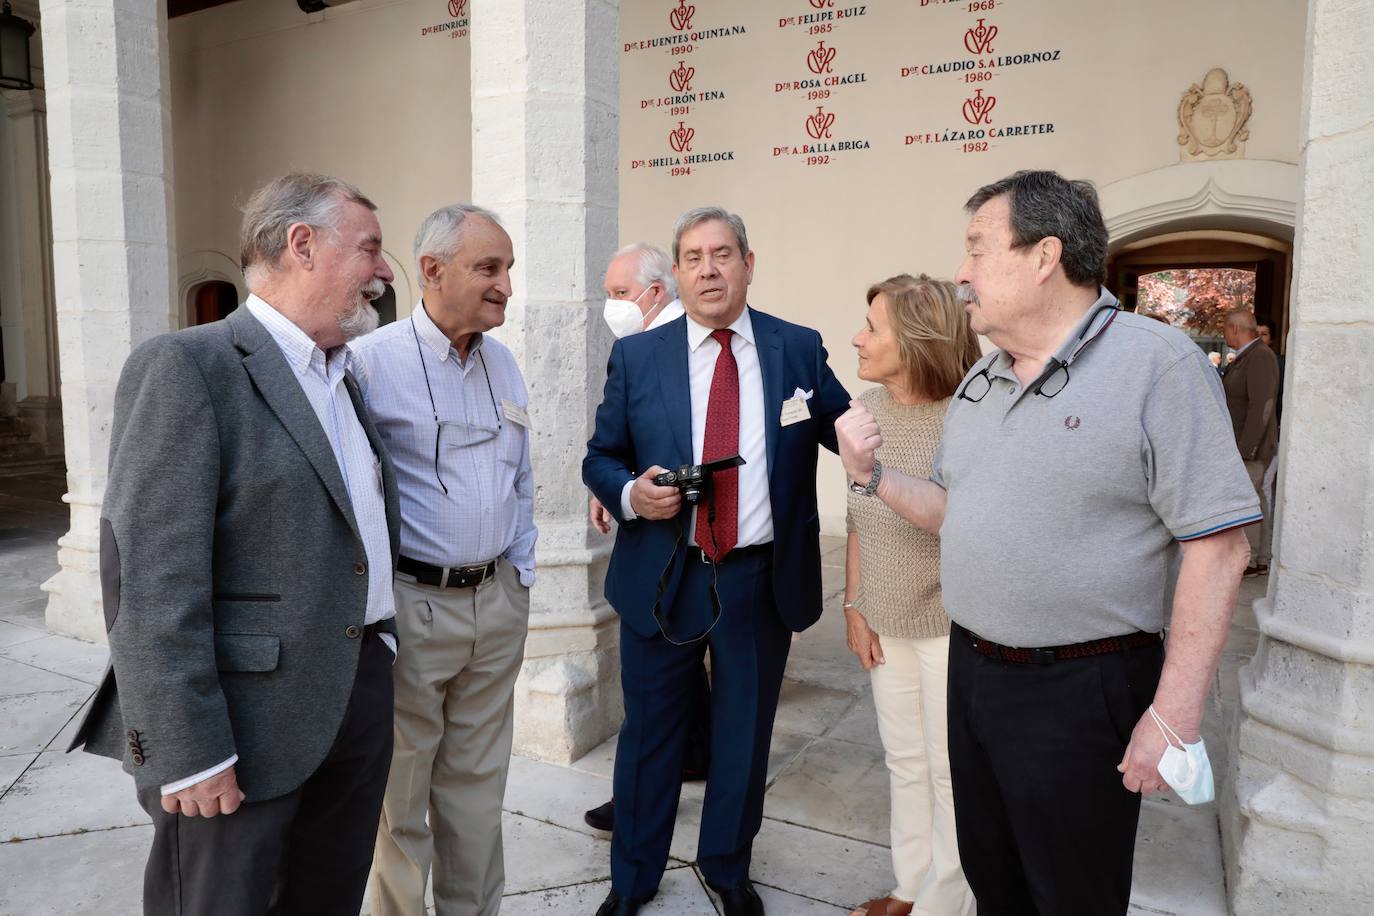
[
  {"x1": 240, "y1": 173, "x2": 376, "y2": 283},
  {"x1": 614, "y1": 242, "x2": 678, "y2": 300},
  {"x1": 964, "y1": 170, "x2": 1107, "y2": 288},
  {"x1": 413, "y1": 203, "x2": 502, "y2": 286},
  {"x1": 671, "y1": 206, "x2": 750, "y2": 263},
  {"x1": 1225, "y1": 307, "x2": 1258, "y2": 332}
]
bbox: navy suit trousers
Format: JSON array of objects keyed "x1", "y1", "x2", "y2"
[{"x1": 611, "y1": 548, "x2": 790, "y2": 898}]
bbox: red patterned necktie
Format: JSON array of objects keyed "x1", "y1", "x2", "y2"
[{"x1": 697, "y1": 328, "x2": 739, "y2": 560}]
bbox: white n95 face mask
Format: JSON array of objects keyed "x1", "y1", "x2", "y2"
[
  {"x1": 1150, "y1": 705, "x2": 1214, "y2": 805},
  {"x1": 603, "y1": 287, "x2": 653, "y2": 338}
]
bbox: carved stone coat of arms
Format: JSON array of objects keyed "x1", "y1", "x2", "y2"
[{"x1": 1178, "y1": 68, "x2": 1252, "y2": 161}]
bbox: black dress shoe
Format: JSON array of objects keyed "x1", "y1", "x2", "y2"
[
  {"x1": 710, "y1": 879, "x2": 765, "y2": 916},
  {"x1": 584, "y1": 798, "x2": 615, "y2": 831},
  {"x1": 595, "y1": 888, "x2": 649, "y2": 915}
]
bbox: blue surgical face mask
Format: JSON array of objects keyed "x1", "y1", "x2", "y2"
[{"x1": 1150, "y1": 705, "x2": 1214, "y2": 805}]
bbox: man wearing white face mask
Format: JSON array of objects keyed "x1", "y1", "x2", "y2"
[
  {"x1": 584, "y1": 243, "x2": 708, "y2": 835},
  {"x1": 603, "y1": 242, "x2": 686, "y2": 340}
]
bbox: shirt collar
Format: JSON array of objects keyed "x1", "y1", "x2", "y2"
[
  {"x1": 646, "y1": 298, "x2": 686, "y2": 331},
  {"x1": 987, "y1": 287, "x2": 1118, "y2": 381},
  {"x1": 244, "y1": 293, "x2": 343, "y2": 377},
  {"x1": 1234, "y1": 337, "x2": 1260, "y2": 359},
  {"x1": 686, "y1": 305, "x2": 756, "y2": 352},
  {"x1": 410, "y1": 300, "x2": 483, "y2": 365},
  {"x1": 1049, "y1": 287, "x2": 1119, "y2": 366}
]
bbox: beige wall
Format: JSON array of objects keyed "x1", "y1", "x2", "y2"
[
  {"x1": 169, "y1": 0, "x2": 473, "y2": 319},
  {"x1": 619, "y1": 0, "x2": 1305, "y2": 531}
]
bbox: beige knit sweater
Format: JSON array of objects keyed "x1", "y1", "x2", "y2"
[{"x1": 845, "y1": 387, "x2": 951, "y2": 640}]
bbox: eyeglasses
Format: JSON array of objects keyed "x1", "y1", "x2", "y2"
[
  {"x1": 956, "y1": 304, "x2": 1117, "y2": 405},
  {"x1": 412, "y1": 316, "x2": 502, "y2": 495}
]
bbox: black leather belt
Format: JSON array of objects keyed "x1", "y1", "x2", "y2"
[
  {"x1": 398, "y1": 556, "x2": 497, "y2": 589},
  {"x1": 955, "y1": 623, "x2": 1162, "y2": 665},
  {"x1": 686, "y1": 542, "x2": 772, "y2": 565}
]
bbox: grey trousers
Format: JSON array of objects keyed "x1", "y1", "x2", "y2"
[
  {"x1": 371, "y1": 560, "x2": 530, "y2": 916},
  {"x1": 1245, "y1": 459, "x2": 1274, "y2": 565}
]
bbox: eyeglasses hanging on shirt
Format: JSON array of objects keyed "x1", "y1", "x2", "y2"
[
  {"x1": 411, "y1": 316, "x2": 502, "y2": 495},
  {"x1": 957, "y1": 302, "x2": 1118, "y2": 404}
]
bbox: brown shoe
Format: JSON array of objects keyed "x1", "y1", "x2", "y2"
[{"x1": 850, "y1": 896, "x2": 913, "y2": 916}]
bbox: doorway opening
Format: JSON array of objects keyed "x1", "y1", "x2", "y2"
[
  {"x1": 1106, "y1": 231, "x2": 1291, "y2": 358},
  {"x1": 191, "y1": 280, "x2": 239, "y2": 325}
]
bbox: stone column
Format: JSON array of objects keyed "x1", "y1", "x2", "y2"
[
  {"x1": 38, "y1": 0, "x2": 176, "y2": 642},
  {"x1": 470, "y1": 0, "x2": 622, "y2": 763},
  {"x1": 1224, "y1": 1, "x2": 1374, "y2": 912}
]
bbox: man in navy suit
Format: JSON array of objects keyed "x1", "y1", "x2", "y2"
[{"x1": 583, "y1": 207, "x2": 850, "y2": 916}]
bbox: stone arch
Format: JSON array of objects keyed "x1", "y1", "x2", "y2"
[{"x1": 177, "y1": 250, "x2": 245, "y2": 329}]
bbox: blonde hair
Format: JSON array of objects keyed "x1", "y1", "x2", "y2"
[{"x1": 866, "y1": 273, "x2": 981, "y2": 400}]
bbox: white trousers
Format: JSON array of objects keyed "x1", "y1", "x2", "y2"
[{"x1": 869, "y1": 634, "x2": 973, "y2": 915}]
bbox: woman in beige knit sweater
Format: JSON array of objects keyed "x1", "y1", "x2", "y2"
[{"x1": 844, "y1": 275, "x2": 980, "y2": 916}]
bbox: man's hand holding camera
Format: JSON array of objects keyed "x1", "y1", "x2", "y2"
[
  {"x1": 630, "y1": 466, "x2": 683, "y2": 520},
  {"x1": 836, "y1": 400, "x2": 883, "y2": 487}
]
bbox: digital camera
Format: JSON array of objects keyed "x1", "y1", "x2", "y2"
[{"x1": 652, "y1": 455, "x2": 745, "y2": 506}]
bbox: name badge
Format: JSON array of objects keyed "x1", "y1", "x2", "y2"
[
  {"x1": 502, "y1": 399, "x2": 532, "y2": 430},
  {"x1": 780, "y1": 395, "x2": 810, "y2": 427}
]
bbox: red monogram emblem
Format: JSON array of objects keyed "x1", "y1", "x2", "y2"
[
  {"x1": 806, "y1": 106, "x2": 835, "y2": 140},
  {"x1": 809, "y1": 0, "x2": 833, "y2": 7},
  {"x1": 1064, "y1": 416, "x2": 1081, "y2": 430},
  {"x1": 669, "y1": 0, "x2": 694, "y2": 31},
  {"x1": 964, "y1": 18, "x2": 997, "y2": 54},
  {"x1": 669, "y1": 61, "x2": 695, "y2": 93},
  {"x1": 806, "y1": 41, "x2": 836, "y2": 75},
  {"x1": 448, "y1": 0, "x2": 466, "y2": 17},
  {"x1": 962, "y1": 89, "x2": 996, "y2": 125},
  {"x1": 669, "y1": 121, "x2": 695, "y2": 152}
]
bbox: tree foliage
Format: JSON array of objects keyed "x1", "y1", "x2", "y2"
[{"x1": 1138, "y1": 268, "x2": 1256, "y2": 334}]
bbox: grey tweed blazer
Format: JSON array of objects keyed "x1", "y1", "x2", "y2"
[{"x1": 69, "y1": 306, "x2": 400, "y2": 802}]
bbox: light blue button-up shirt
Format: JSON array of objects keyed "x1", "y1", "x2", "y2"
[{"x1": 349, "y1": 302, "x2": 537, "y2": 586}]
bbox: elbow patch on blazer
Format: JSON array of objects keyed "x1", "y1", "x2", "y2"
[{"x1": 100, "y1": 518, "x2": 121, "y2": 632}]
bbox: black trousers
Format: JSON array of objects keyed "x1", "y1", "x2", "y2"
[
  {"x1": 947, "y1": 624, "x2": 1164, "y2": 916},
  {"x1": 137, "y1": 632, "x2": 394, "y2": 916}
]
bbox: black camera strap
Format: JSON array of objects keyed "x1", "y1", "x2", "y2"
[{"x1": 651, "y1": 489, "x2": 724, "y2": 646}]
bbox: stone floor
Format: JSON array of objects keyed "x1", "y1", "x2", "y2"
[{"x1": 0, "y1": 469, "x2": 1260, "y2": 914}]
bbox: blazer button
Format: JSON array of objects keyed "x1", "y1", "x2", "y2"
[
  {"x1": 345, "y1": 625, "x2": 361, "y2": 639},
  {"x1": 132, "y1": 753, "x2": 145, "y2": 766},
  {"x1": 353, "y1": 561, "x2": 367, "y2": 576}
]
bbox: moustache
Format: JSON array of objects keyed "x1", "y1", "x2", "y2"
[
  {"x1": 361, "y1": 279, "x2": 386, "y2": 301},
  {"x1": 956, "y1": 284, "x2": 980, "y2": 306}
]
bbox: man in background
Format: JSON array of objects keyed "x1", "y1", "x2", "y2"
[{"x1": 1223, "y1": 308, "x2": 1282, "y2": 576}]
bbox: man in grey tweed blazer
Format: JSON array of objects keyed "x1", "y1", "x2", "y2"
[{"x1": 70, "y1": 173, "x2": 402, "y2": 915}]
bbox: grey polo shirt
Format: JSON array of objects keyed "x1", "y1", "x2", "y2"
[{"x1": 932, "y1": 289, "x2": 1260, "y2": 647}]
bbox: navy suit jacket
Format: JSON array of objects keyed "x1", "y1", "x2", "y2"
[{"x1": 583, "y1": 307, "x2": 851, "y2": 639}]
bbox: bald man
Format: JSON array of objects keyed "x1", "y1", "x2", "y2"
[{"x1": 1221, "y1": 308, "x2": 1281, "y2": 575}]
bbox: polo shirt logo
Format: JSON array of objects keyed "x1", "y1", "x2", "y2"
[{"x1": 1064, "y1": 415, "x2": 1081, "y2": 430}]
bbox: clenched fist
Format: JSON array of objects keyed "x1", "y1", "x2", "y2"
[{"x1": 836, "y1": 400, "x2": 882, "y2": 487}]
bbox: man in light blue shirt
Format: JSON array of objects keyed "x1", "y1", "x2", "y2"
[{"x1": 351, "y1": 204, "x2": 535, "y2": 916}]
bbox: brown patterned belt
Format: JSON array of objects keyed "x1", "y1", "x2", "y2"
[{"x1": 956, "y1": 623, "x2": 1162, "y2": 665}]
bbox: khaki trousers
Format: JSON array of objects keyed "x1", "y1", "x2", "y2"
[
  {"x1": 371, "y1": 560, "x2": 530, "y2": 916},
  {"x1": 870, "y1": 634, "x2": 973, "y2": 915},
  {"x1": 1245, "y1": 460, "x2": 1273, "y2": 566}
]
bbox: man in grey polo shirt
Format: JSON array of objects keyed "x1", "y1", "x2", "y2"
[{"x1": 836, "y1": 170, "x2": 1257, "y2": 915}]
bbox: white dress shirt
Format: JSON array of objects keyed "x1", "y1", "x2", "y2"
[
  {"x1": 646, "y1": 297, "x2": 686, "y2": 331},
  {"x1": 621, "y1": 306, "x2": 773, "y2": 547},
  {"x1": 163, "y1": 294, "x2": 397, "y2": 796},
  {"x1": 349, "y1": 302, "x2": 537, "y2": 586}
]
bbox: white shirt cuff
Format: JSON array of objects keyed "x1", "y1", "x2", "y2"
[
  {"x1": 620, "y1": 478, "x2": 638, "y2": 521},
  {"x1": 161, "y1": 754, "x2": 239, "y2": 796}
]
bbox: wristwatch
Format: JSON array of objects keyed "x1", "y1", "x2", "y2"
[{"x1": 849, "y1": 459, "x2": 882, "y2": 497}]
